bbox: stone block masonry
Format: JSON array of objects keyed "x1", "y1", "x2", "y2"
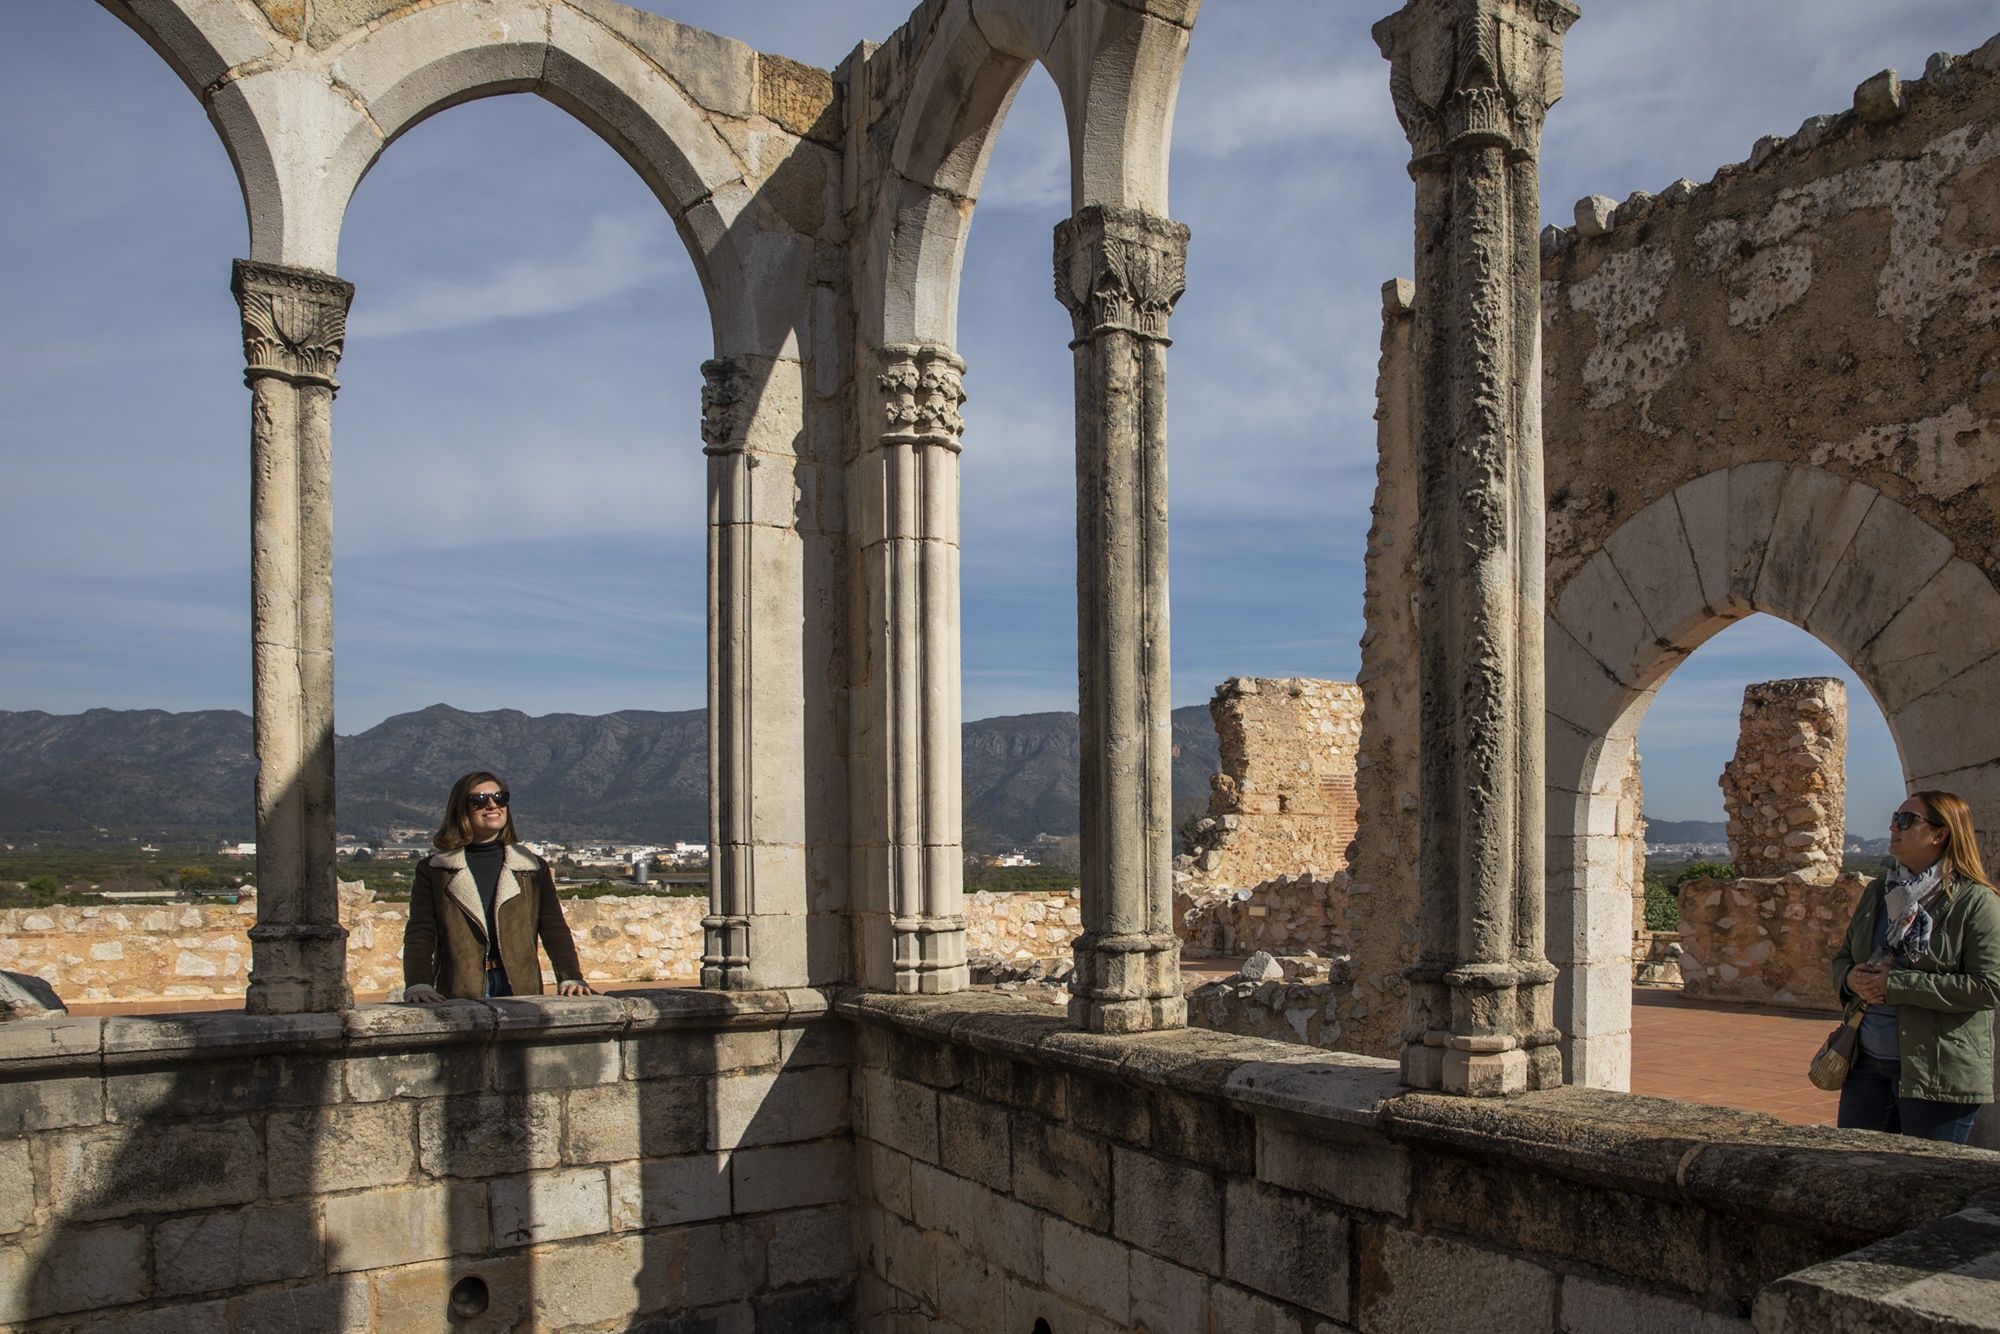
[
  {"x1": 843, "y1": 988, "x2": 2000, "y2": 1334},
  {"x1": 0, "y1": 988, "x2": 852, "y2": 1332},
  {"x1": 1722, "y1": 679, "x2": 1847, "y2": 880},
  {"x1": 1177, "y1": 678, "x2": 1363, "y2": 959}
]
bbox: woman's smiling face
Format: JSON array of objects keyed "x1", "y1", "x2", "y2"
[{"x1": 467, "y1": 781, "x2": 509, "y2": 842}]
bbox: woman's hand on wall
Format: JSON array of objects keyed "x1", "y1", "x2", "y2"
[
  {"x1": 557, "y1": 980, "x2": 597, "y2": 996},
  {"x1": 403, "y1": 983, "x2": 448, "y2": 1004}
]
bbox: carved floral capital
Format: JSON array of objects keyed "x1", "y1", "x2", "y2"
[
  {"x1": 231, "y1": 260, "x2": 354, "y2": 390},
  {"x1": 1053, "y1": 206, "x2": 1190, "y2": 347},
  {"x1": 877, "y1": 344, "x2": 967, "y2": 449},
  {"x1": 1373, "y1": 0, "x2": 1578, "y2": 170},
  {"x1": 700, "y1": 357, "x2": 748, "y2": 453}
]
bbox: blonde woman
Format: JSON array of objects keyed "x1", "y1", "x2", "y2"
[
  {"x1": 402, "y1": 771, "x2": 595, "y2": 1002},
  {"x1": 1832, "y1": 790, "x2": 2000, "y2": 1143}
]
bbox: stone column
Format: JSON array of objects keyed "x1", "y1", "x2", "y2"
[
  {"x1": 1055, "y1": 206, "x2": 1189, "y2": 1033},
  {"x1": 1374, "y1": 0, "x2": 1578, "y2": 1094},
  {"x1": 855, "y1": 344, "x2": 970, "y2": 994},
  {"x1": 232, "y1": 259, "x2": 354, "y2": 1014},
  {"x1": 702, "y1": 357, "x2": 755, "y2": 989}
]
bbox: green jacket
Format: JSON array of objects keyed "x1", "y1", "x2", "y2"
[{"x1": 1832, "y1": 874, "x2": 2000, "y2": 1103}]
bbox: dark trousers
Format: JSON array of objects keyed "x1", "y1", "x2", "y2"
[{"x1": 1837, "y1": 1053, "x2": 1980, "y2": 1144}]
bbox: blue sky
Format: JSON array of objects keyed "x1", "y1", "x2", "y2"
[{"x1": 2, "y1": 1, "x2": 1995, "y2": 829}]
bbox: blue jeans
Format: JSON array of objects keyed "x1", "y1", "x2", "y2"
[{"x1": 1837, "y1": 1053, "x2": 1980, "y2": 1144}]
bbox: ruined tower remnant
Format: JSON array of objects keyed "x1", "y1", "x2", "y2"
[
  {"x1": 1375, "y1": 0, "x2": 1578, "y2": 1095},
  {"x1": 1721, "y1": 678, "x2": 1848, "y2": 879}
]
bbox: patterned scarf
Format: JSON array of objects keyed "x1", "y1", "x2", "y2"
[{"x1": 1877, "y1": 859, "x2": 1946, "y2": 964}]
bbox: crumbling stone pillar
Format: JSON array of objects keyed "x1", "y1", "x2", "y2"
[
  {"x1": 232, "y1": 259, "x2": 353, "y2": 1014},
  {"x1": 1722, "y1": 678, "x2": 1847, "y2": 879},
  {"x1": 1374, "y1": 0, "x2": 1577, "y2": 1094},
  {"x1": 1056, "y1": 206, "x2": 1190, "y2": 1033},
  {"x1": 853, "y1": 344, "x2": 970, "y2": 994}
]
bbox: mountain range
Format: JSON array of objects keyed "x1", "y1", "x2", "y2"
[{"x1": 0, "y1": 705, "x2": 1223, "y2": 847}]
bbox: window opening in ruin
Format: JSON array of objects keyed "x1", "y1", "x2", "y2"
[
  {"x1": 0, "y1": 8, "x2": 259, "y2": 1014},
  {"x1": 331, "y1": 94, "x2": 707, "y2": 991},
  {"x1": 1627, "y1": 613, "x2": 1900, "y2": 1125},
  {"x1": 956, "y1": 67, "x2": 1086, "y2": 894}
]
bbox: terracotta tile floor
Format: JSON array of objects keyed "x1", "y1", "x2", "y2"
[{"x1": 1630, "y1": 986, "x2": 1841, "y2": 1125}]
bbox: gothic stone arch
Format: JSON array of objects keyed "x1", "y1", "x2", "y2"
[{"x1": 1546, "y1": 463, "x2": 2000, "y2": 1086}]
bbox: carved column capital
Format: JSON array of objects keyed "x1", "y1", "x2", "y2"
[
  {"x1": 1372, "y1": 0, "x2": 1578, "y2": 170},
  {"x1": 1053, "y1": 206, "x2": 1190, "y2": 347},
  {"x1": 231, "y1": 259, "x2": 354, "y2": 391},
  {"x1": 877, "y1": 343, "x2": 967, "y2": 450},
  {"x1": 700, "y1": 357, "x2": 749, "y2": 454}
]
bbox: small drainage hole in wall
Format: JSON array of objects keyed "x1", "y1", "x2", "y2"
[
  {"x1": 449, "y1": 1275, "x2": 490, "y2": 1319},
  {"x1": 1032, "y1": 1321, "x2": 1053, "y2": 1334}
]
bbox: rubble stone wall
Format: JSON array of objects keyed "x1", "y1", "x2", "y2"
[
  {"x1": 846, "y1": 990, "x2": 2000, "y2": 1334},
  {"x1": 1722, "y1": 679, "x2": 1848, "y2": 878},
  {"x1": 1175, "y1": 678, "x2": 1364, "y2": 966},
  {"x1": 1676, "y1": 873, "x2": 1868, "y2": 1009},
  {"x1": 0, "y1": 991, "x2": 851, "y2": 1331},
  {"x1": 0, "y1": 890, "x2": 1083, "y2": 1008}
]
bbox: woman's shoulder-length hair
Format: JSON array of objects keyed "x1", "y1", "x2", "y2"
[
  {"x1": 1914, "y1": 789, "x2": 1998, "y2": 893},
  {"x1": 432, "y1": 770, "x2": 519, "y2": 851}
]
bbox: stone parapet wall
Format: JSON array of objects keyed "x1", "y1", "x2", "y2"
[
  {"x1": 0, "y1": 989, "x2": 851, "y2": 1331},
  {"x1": 844, "y1": 989, "x2": 2000, "y2": 1334},
  {"x1": 1, "y1": 889, "x2": 1083, "y2": 1008},
  {"x1": 1722, "y1": 678, "x2": 1848, "y2": 879},
  {"x1": 1677, "y1": 873, "x2": 1867, "y2": 1009}
]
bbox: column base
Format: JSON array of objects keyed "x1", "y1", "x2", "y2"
[
  {"x1": 1443, "y1": 1044, "x2": 1527, "y2": 1097},
  {"x1": 1068, "y1": 930, "x2": 1185, "y2": 1033},
  {"x1": 1402, "y1": 1028, "x2": 1562, "y2": 1095},
  {"x1": 244, "y1": 923, "x2": 352, "y2": 1014},
  {"x1": 701, "y1": 915, "x2": 752, "y2": 990},
  {"x1": 892, "y1": 915, "x2": 969, "y2": 995}
]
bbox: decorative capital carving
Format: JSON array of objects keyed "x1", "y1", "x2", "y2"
[
  {"x1": 231, "y1": 260, "x2": 354, "y2": 390},
  {"x1": 877, "y1": 344, "x2": 967, "y2": 450},
  {"x1": 1373, "y1": 0, "x2": 1578, "y2": 170},
  {"x1": 1053, "y1": 206, "x2": 1190, "y2": 347},
  {"x1": 700, "y1": 357, "x2": 748, "y2": 454}
]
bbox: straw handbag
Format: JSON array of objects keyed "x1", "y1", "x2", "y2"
[{"x1": 1808, "y1": 1005, "x2": 1867, "y2": 1091}]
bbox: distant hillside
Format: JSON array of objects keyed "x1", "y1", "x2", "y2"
[
  {"x1": 0, "y1": 704, "x2": 1224, "y2": 847},
  {"x1": 1644, "y1": 818, "x2": 1727, "y2": 845}
]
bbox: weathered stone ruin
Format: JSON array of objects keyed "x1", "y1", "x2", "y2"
[
  {"x1": 1674, "y1": 679, "x2": 1865, "y2": 1009},
  {"x1": 1721, "y1": 678, "x2": 1848, "y2": 879},
  {"x1": 7, "y1": 2, "x2": 2000, "y2": 1331},
  {"x1": 1176, "y1": 677, "x2": 1362, "y2": 959}
]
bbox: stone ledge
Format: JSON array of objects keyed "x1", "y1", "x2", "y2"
[
  {"x1": 839, "y1": 989, "x2": 2000, "y2": 1246},
  {"x1": 0, "y1": 987, "x2": 832, "y2": 1077},
  {"x1": 1752, "y1": 1198, "x2": 2000, "y2": 1333}
]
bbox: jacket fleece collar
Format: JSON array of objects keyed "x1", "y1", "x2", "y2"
[{"x1": 428, "y1": 844, "x2": 538, "y2": 941}]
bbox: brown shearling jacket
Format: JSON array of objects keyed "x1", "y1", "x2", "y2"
[{"x1": 402, "y1": 844, "x2": 585, "y2": 999}]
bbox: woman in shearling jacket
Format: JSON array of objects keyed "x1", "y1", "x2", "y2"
[
  {"x1": 1832, "y1": 789, "x2": 2000, "y2": 1144},
  {"x1": 402, "y1": 771, "x2": 593, "y2": 1002}
]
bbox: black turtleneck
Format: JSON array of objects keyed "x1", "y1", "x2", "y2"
[{"x1": 466, "y1": 838, "x2": 506, "y2": 962}]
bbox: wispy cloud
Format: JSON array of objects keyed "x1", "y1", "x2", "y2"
[
  {"x1": 348, "y1": 213, "x2": 677, "y2": 338},
  {"x1": 1175, "y1": 67, "x2": 1397, "y2": 159}
]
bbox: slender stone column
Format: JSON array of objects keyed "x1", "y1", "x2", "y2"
[
  {"x1": 702, "y1": 357, "x2": 755, "y2": 989},
  {"x1": 1373, "y1": 0, "x2": 1577, "y2": 1094},
  {"x1": 232, "y1": 259, "x2": 354, "y2": 1014},
  {"x1": 1055, "y1": 207, "x2": 1189, "y2": 1033},
  {"x1": 853, "y1": 345, "x2": 970, "y2": 993}
]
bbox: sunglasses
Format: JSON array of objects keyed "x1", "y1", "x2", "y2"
[
  {"x1": 467, "y1": 791, "x2": 510, "y2": 810},
  {"x1": 1890, "y1": 810, "x2": 1939, "y2": 830}
]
